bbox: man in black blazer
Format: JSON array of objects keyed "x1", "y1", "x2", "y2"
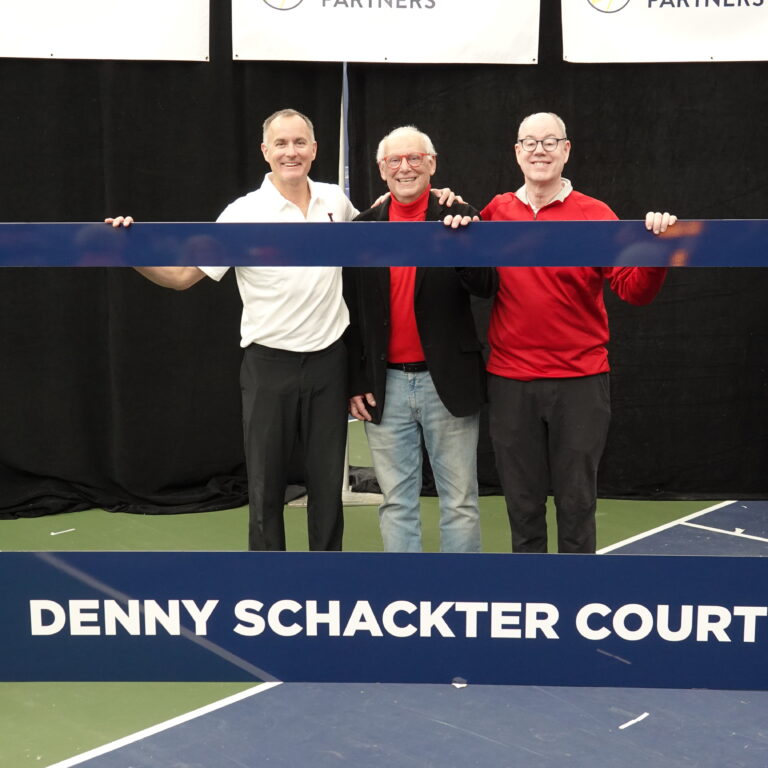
[{"x1": 344, "y1": 125, "x2": 497, "y2": 552}]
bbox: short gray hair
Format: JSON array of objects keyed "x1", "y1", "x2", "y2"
[
  {"x1": 517, "y1": 112, "x2": 568, "y2": 140},
  {"x1": 376, "y1": 125, "x2": 436, "y2": 162},
  {"x1": 262, "y1": 109, "x2": 315, "y2": 144}
]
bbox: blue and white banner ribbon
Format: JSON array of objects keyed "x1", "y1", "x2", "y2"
[{"x1": 3, "y1": 551, "x2": 768, "y2": 688}]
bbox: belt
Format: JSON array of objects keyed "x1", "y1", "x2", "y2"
[{"x1": 387, "y1": 361, "x2": 428, "y2": 372}]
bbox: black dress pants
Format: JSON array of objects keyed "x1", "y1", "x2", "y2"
[
  {"x1": 240, "y1": 339, "x2": 347, "y2": 551},
  {"x1": 488, "y1": 373, "x2": 611, "y2": 554}
]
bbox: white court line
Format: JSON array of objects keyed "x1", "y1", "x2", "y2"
[
  {"x1": 35, "y1": 552, "x2": 277, "y2": 682},
  {"x1": 619, "y1": 711, "x2": 649, "y2": 730},
  {"x1": 682, "y1": 521, "x2": 768, "y2": 544},
  {"x1": 596, "y1": 648, "x2": 632, "y2": 665},
  {"x1": 35, "y1": 553, "x2": 283, "y2": 766},
  {"x1": 45, "y1": 682, "x2": 282, "y2": 768},
  {"x1": 597, "y1": 500, "x2": 736, "y2": 554}
]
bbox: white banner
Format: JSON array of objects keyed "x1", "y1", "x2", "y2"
[
  {"x1": 0, "y1": 0, "x2": 209, "y2": 61},
  {"x1": 563, "y1": 0, "x2": 768, "y2": 63},
  {"x1": 232, "y1": 0, "x2": 539, "y2": 64}
]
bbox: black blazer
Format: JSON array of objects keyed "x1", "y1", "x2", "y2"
[{"x1": 343, "y1": 196, "x2": 497, "y2": 423}]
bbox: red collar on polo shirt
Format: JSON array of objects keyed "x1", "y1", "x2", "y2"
[{"x1": 388, "y1": 185, "x2": 431, "y2": 221}]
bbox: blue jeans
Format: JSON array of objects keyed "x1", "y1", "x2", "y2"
[{"x1": 364, "y1": 369, "x2": 480, "y2": 553}]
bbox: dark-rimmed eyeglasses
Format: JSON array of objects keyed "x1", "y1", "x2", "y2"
[
  {"x1": 381, "y1": 152, "x2": 436, "y2": 170},
  {"x1": 517, "y1": 137, "x2": 567, "y2": 152}
]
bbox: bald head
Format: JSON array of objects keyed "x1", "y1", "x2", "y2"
[
  {"x1": 514, "y1": 112, "x2": 572, "y2": 198},
  {"x1": 517, "y1": 112, "x2": 567, "y2": 141}
]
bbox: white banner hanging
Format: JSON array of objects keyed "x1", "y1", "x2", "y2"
[
  {"x1": 0, "y1": 0, "x2": 209, "y2": 61},
  {"x1": 232, "y1": 0, "x2": 539, "y2": 64},
  {"x1": 563, "y1": 0, "x2": 768, "y2": 63}
]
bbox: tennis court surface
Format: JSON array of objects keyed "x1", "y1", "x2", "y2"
[{"x1": 48, "y1": 501, "x2": 768, "y2": 768}]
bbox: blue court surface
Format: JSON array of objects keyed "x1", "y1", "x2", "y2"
[{"x1": 50, "y1": 501, "x2": 768, "y2": 768}]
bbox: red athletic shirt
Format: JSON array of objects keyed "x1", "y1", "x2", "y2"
[
  {"x1": 481, "y1": 188, "x2": 667, "y2": 380},
  {"x1": 387, "y1": 187, "x2": 430, "y2": 362}
]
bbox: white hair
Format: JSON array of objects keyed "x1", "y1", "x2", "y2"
[{"x1": 376, "y1": 125, "x2": 436, "y2": 162}]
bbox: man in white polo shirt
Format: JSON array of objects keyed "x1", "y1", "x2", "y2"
[{"x1": 108, "y1": 109, "x2": 357, "y2": 551}]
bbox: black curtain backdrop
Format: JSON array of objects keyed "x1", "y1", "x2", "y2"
[{"x1": 1, "y1": 1, "x2": 766, "y2": 518}]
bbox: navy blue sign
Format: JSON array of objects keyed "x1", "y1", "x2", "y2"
[
  {"x1": 1, "y1": 552, "x2": 767, "y2": 689},
  {"x1": 0, "y1": 219, "x2": 764, "y2": 267}
]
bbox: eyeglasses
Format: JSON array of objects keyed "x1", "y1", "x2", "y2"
[
  {"x1": 517, "y1": 137, "x2": 567, "y2": 152},
  {"x1": 381, "y1": 152, "x2": 436, "y2": 170}
]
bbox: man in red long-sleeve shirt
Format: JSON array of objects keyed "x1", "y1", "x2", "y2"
[{"x1": 481, "y1": 112, "x2": 676, "y2": 554}]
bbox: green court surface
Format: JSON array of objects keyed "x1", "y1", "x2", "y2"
[
  {"x1": 0, "y1": 498, "x2": 716, "y2": 767},
  {"x1": 0, "y1": 495, "x2": 714, "y2": 554},
  {"x1": 0, "y1": 422, "x2": 721, "y2": 767}
]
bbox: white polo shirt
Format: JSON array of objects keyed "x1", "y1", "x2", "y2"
[{"x1": 200, "y1": 174, "x2": 358, "y2": 351}]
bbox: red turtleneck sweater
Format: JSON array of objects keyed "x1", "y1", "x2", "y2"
[{"x1": 387, "y1": 186, "x2": 431, "y2": 362}]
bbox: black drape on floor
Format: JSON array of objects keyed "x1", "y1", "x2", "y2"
[{"x1": 1, "y1": 1, "x2": 766, "y2": 517}]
